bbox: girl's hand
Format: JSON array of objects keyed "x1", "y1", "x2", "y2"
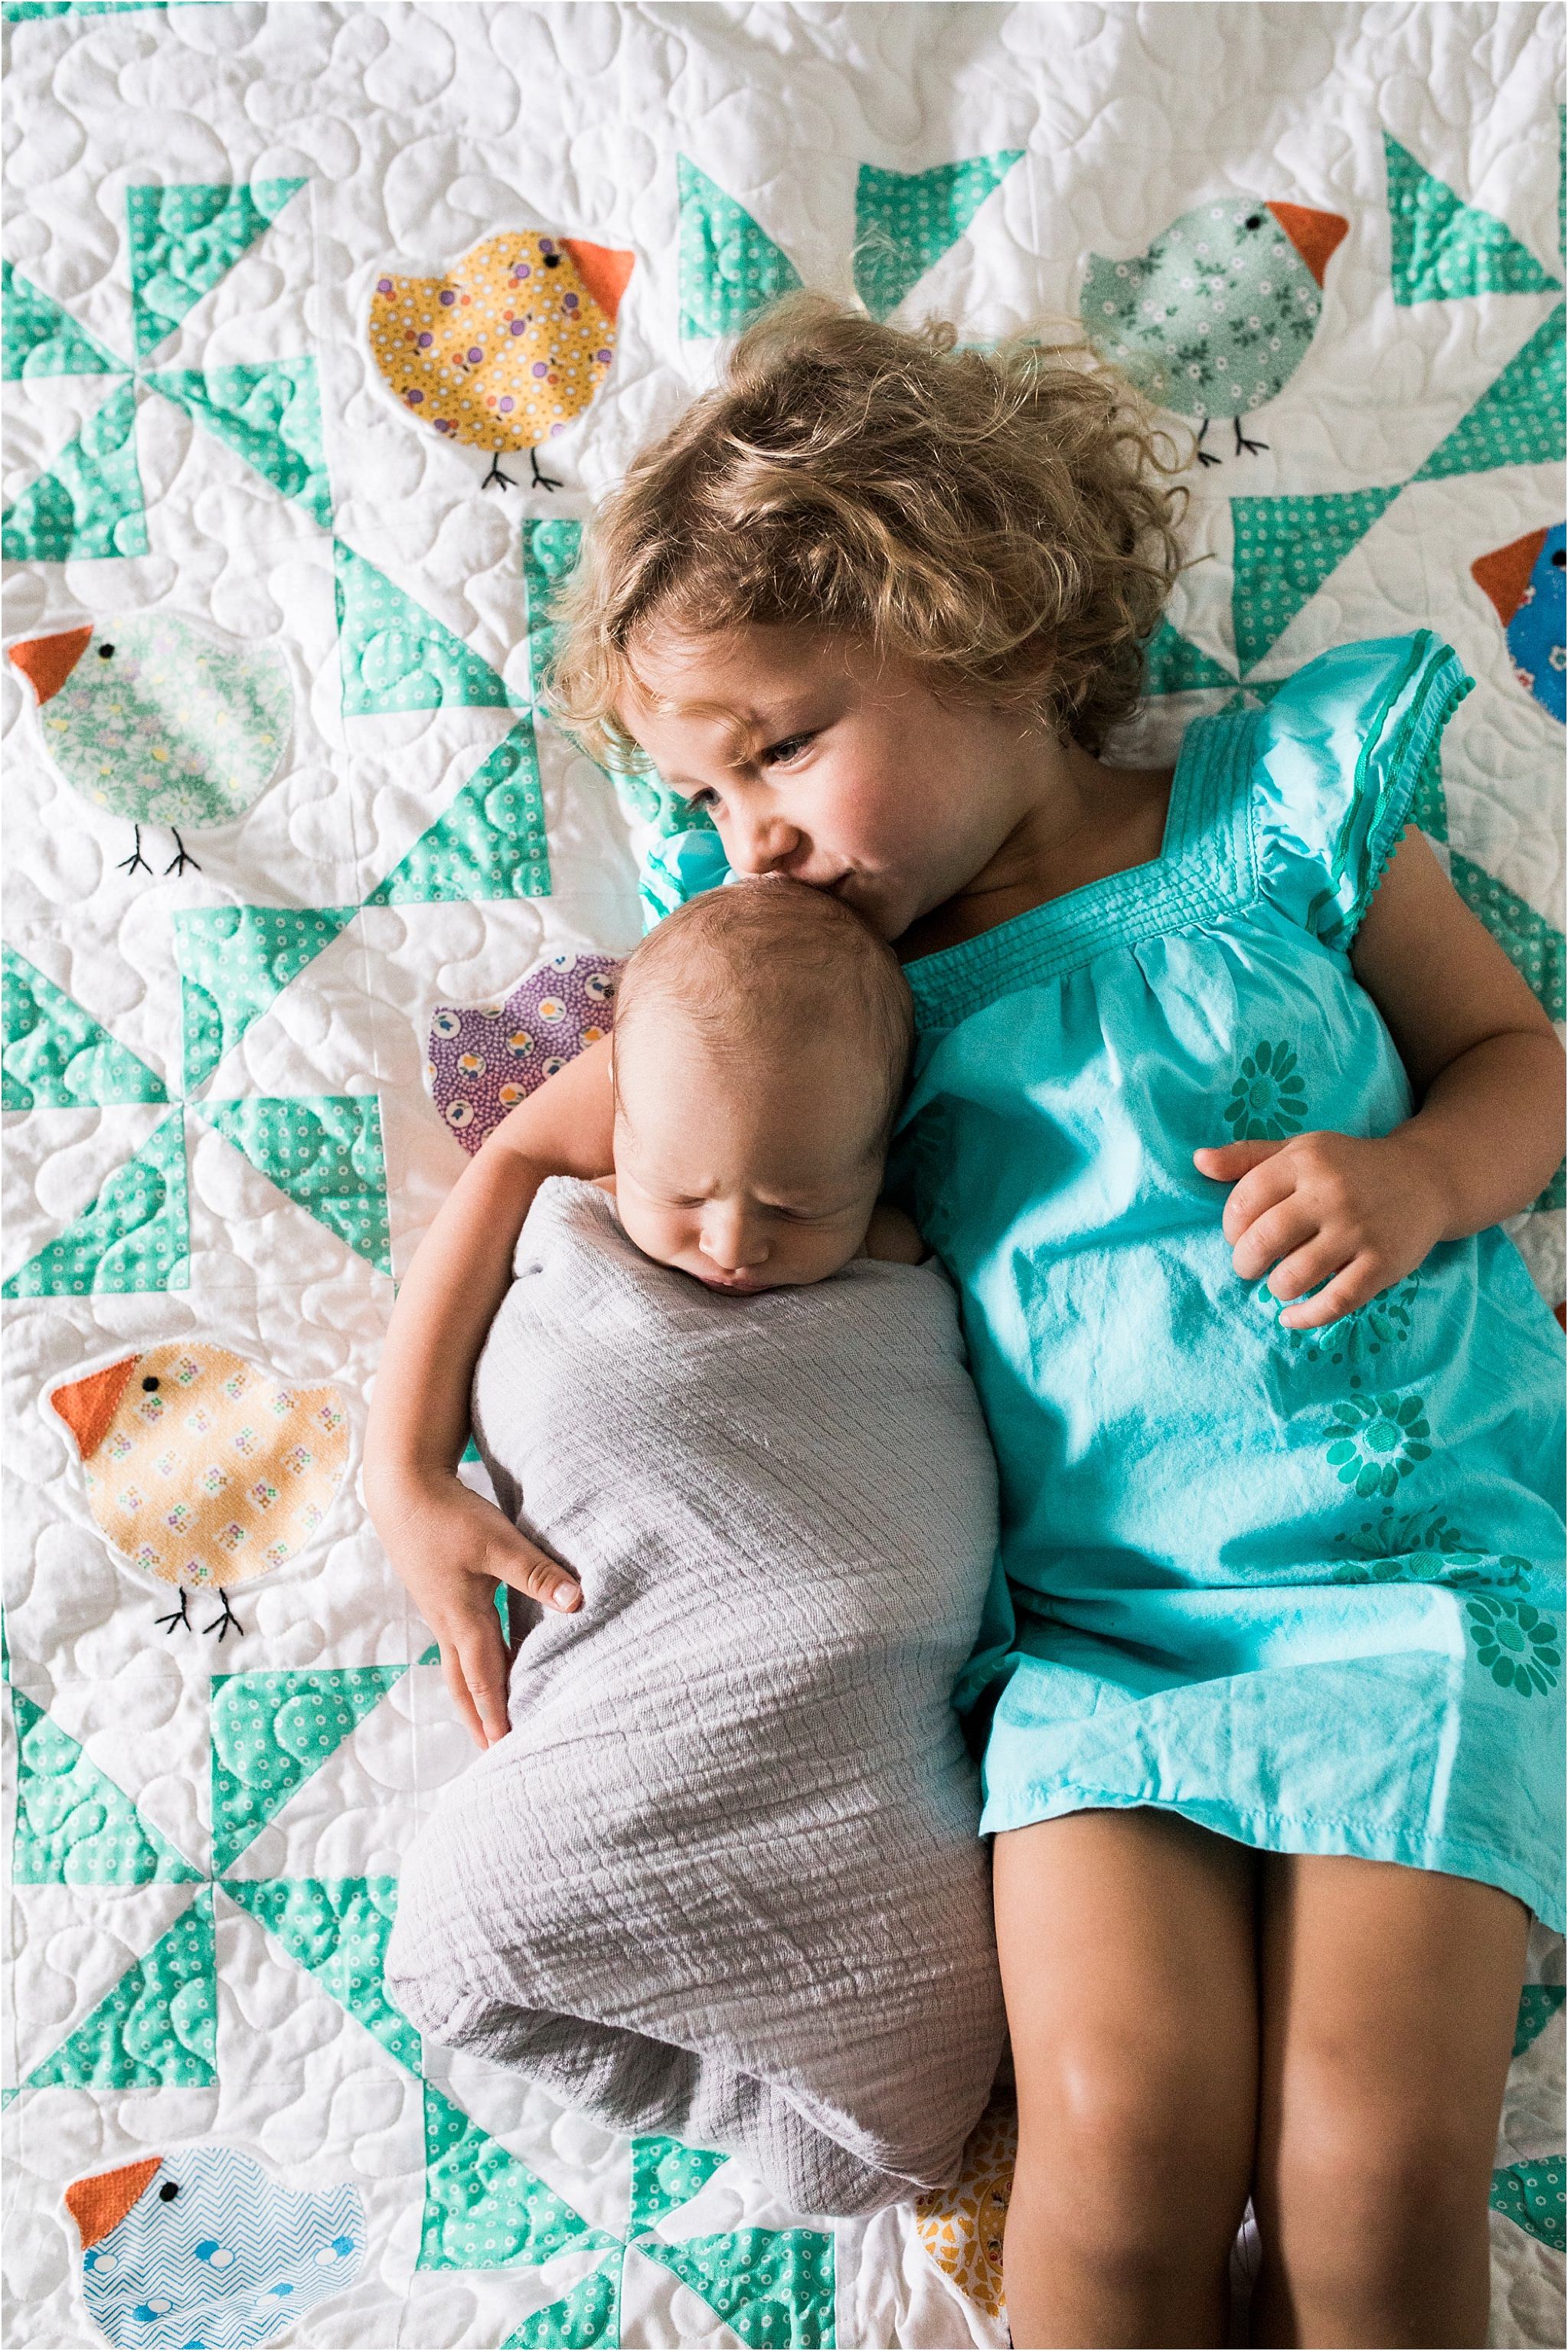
[
  {"x1": 377, "y1": 1471, "x2": 581, "y2": 1749},
  {"x1": 1193, "y1": 1130, "x2": 1452, "y2": 1331}
]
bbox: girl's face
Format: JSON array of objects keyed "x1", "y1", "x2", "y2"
[{"x1": 617, "y1": 621, "x2": 1047, "y2": 943}]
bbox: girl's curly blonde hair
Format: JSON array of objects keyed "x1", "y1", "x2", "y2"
[{"x1": 547, "y1": 292, "x2": 1189, "y2": 762}]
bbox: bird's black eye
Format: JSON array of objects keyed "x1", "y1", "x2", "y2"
[
  {"x1": 1243, "y1": 214, "x2": 1263, "y2": 231},
  {"x1": 98, "y1": 643, "x2": 115, "y2": 659},
  {"x1": 142, "y1": 1376, "x2": 159, "y2": 1392},
  {"x1": 158, "y1": 2181, "x2": 179, "y2": 2202},
  {"x1": 1553, "y1": 549, "x2": 1565, "y2": 567},
  {"x1": 544, "y1": 253, "x2": 560, "y2": 268}
]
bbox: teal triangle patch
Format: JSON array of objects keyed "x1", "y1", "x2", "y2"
[
  {"x1": 418, "y1": 2081, "x2": 614, "y2": 2270},
  {"x1": 364, "y1": 721, "x2": 550, "y2": 904},
  {"x1": 221, "y1": 1875, "x2": 420, "y2": 2071},
  {"x1": 2, "y1": 259, "x2": 127, "y2": 378},
  {"x1": 1142, "y1": 616, "x2": 1237, "y2": 697},
  {"x1": 25, "y1": 1889, "x2": 215, "y2": 2088},
  {"x1": 640, "y1": 2228, "x2": 836, "y2": 2349},
  {"x1": 854, "y1": 153, "x2": 1023, "y2": 320},
  {"x1": 1385, "y1": 134, "x2": 1563, "y2": 303},
  {"x1": 1449, "y1": 850, "x2": 1566, "y2": 1020},
  {"x1": 145, "y1": 358, "x2": 333, "y2": 528},
  {"x1": 2, "y1": 1108, "x2": 188, "y2": 1298},
  {"x1": 1514, "y1": 1983, "x2": 1566, "y2": 2056},
  {"x1": 11, "y1": 1686, "x2": 200, "y2": 1885},
  {"x1": 504, "y1": 2255, "x2": 622, "y2": 2347},
  {"x1": 1413, "y1": 304, "x2": 1566, "y2": 481},
  {"x1": 172, "y1": 906, "x2": 355, "y2": 1094},
  {"x1": 335, "y1": 541, "x2": 511, "y2": 714},
  {"x1": 629, "y1": 2136, "x2": 728, "y2": 2235},
  {"x1": 1, "y1": 378, "x2": 147, "y2": 562},
  {"x1": 678, "y1": 155, "x2": 802, "y2": 338},
  {"x1": 2, "y1": 945, "x2": 166, "y2": 1111},
  {"x1": 211, "y1": 1666, "x2": 407, "y2": 1874},
  {"x1": 1230, "y1": 486, "x2": 1400, "y2": 672},
  {"x1": 1490, "y1": 2156, "x2": 1566, "y2": 2252},
  {"x1": 127, "y1": 178, "x2": 306, "y2": 361},
  {"x1": 521, "y1": 515, "x2": 585, "y2": 707},
  {"x1": 196, "y1": 1095, "x2": 391, "y2": 1275},
  {"x1": 1532, "y1": 1160, "x2": 1566, "y2": 1212}
]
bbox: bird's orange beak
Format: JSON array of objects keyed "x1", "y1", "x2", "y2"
[
  {"x1": 8, "y1": 626, "x2": 93, "y2": 705},
  {"x1": 1472, "y1": 529, "x2": 1549, "y2": 627},
  {"x1": 51, "y1": 1355, "x2": 139, "y2": 1461},
  {"x1": 65, "y1": 2157, "x2": 163, "y2": 2251},
  {"x1": 561, "y1": 240, "x2": 635, "y2": 322},
  {"x1": 1266, "y1": 203, "x2": 1349, "y2": 287}
]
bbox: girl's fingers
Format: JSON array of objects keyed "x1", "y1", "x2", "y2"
[
  {"x1": 1279, "y1": 1257, "x2": 1379, "y2": 1331},
  {"x1": 459, "y1": 1628, "x2": 513, "y2": 1747},
  {"x1": 1266, "y1": 1233, "x2": 1352, "y2": 1304},
  {"x1": 1230, "y1": 1197, "x2": 1318, "y2": 1280},
  {"x1": 1216, "y1": 1154, "x2": 1301, "y2": 1246},
  {"x1": 440, "y1": 1643, "x2": 490, "y2": 1750}
]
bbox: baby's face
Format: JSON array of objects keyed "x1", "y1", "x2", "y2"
[{"x1": 611, "y1": 1022, "x2": 887, "y2": 1295}]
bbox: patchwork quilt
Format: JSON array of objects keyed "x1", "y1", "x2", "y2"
[{"x1": 2, "y1": 3, "x2": 1563, "y2": 2345}]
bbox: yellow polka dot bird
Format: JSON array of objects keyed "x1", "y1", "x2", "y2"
[{"x1": 367, "y1": 231, "x2": 635, "y2": 490}]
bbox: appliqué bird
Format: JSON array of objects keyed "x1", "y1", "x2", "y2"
[
  {"x1": 426, "y1": 947, "x2": 622, "y2": 1155},
  {"x1": 1080, "y1": 198, "x2": 1350, "y2": 463},
  {"x1": 368, "y1": 230, "x2": 635, "y2": 490},
  {"x1": 7, "y1": 611, "x2": 291, "y2": 877},
  {"x1": 49, "y1": 1342, "x2": 348, "y2": 1640},
  {"x1": 67, "y1": 2143, "x2": 364, "y2": 2351},
  {"x1": 1472, "y1": 523, "x2": 1566, "y2": 724}
]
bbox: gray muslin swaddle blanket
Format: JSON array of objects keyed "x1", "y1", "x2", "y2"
[{"x1": 386, "y1": 1177, "x2": 1005, "y2": 2217}]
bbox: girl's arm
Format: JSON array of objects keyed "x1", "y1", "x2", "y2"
[
  {"x1": 364, "y1": 1035, "x2": 616, "y2": 1746},
  {"x1": 1195, "y1": 826, "x2": 1566, "y2": 1329}
]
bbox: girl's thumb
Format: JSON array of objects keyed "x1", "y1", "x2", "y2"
[
  {"x1": 1193, "y1": 1139, "x2": 1288, "y2": 1179},
  {"x1": 495, "y1": 1538, "x2": 581, "y2": 1613}
]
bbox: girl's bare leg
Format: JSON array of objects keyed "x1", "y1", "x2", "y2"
[
  {"x1": 1252, "y1": 1852, "x2": 1527, "y2": 2349},
  {"x1": 993, "y1": 1808, "x2": 1259, "y2": 2349}
]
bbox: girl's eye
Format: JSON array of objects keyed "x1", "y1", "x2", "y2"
[
  {"x1": 761, "y1": 733, "x2": 812, "y2": 767},
  {"x1": 684, "y1": 786, "x2": 720, "y2": 813}
]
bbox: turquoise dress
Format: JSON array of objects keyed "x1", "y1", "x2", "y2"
[{"x1": 893, "y1": 630, "x2": 1566, "y2": 1928}]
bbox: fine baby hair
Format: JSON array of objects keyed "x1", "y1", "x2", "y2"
[
  {"x1": 611, "y1": 875, "x2": 915, "y2": 1145},
  {"x1": 547, "y1": 289, "x2": 1189, "y2": 761}
]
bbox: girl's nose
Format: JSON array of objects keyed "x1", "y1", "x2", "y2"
[
  {"x1": 700, "y1": 1205, "x2": 769, "y2": 1272},
  {"x1": 728, "y1": 805, "x2": 802, "y2": 876}
]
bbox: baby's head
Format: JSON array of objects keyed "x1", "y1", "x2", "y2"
[{"x1": 609, "y1": 878, "x2": 913, "y2": 1294}]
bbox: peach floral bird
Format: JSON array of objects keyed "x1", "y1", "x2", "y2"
[
  {"x1": 49, "y1": 1342, "x2": 348, "y2": 1640},
  {"x1": 368, "y1": 231, "x2": 635, "y2": 490}
]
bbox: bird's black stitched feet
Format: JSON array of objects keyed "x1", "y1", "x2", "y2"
[
  {"x1": 529, "y1": 449, "x2": 564, "y2": 492},
  {"x1": 202, "y1": 1591, "x2": 243, "y2": 1641},
  {"x1": 164, "y1": 831, "x2": 201, "y2": 875},
  {"x1": 1233, "y1": 418, "x2": 1269, "y2": 456},
  {"x1": 1195, "y1": 418, "x2": 1222, "y2": 468},
  {"x1": 155, "y1": 1589, "x2": 191, "y2": 1633},
  {"x1": 119, "y1": 827, "x2": 152, "y2": 875},
  {"x1": 482, "y1": 456, "x2": 516, "y2": 490}
]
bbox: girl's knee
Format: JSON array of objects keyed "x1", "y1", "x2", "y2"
[
  {"x1": 1014, "y1": 2043, "x2": 1250, "y2": 2261},
  {"x1": 1268, "y1": 2100, "x2": 1492, "y2": 2287}
]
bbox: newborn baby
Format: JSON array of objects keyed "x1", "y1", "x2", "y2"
[{"x1": 385, "y1": 880, "x2": 1005, "y2": 2217}]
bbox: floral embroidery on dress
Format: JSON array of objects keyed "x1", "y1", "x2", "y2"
[
  {"x1": 1223, "y1": 1039, "x2": 1308, "y2": 1139},
  {"x1": 1465, "y1": 1595, "x2": 1563, "y2": 1695},
  {"x1": 1330, "y1": 1504, "x2": 1534, "y2": 1591},
  {"x1": 1287, "y1": 1274, "x2": 1419, "y2": 1388},
  {"x1": 1323, "y1": 1391, "x2": 1432, "y2": 1497}
]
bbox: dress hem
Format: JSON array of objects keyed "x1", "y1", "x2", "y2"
[{"x1": 978, "y1": 1781, "x2": 1564, "y2": 1931}]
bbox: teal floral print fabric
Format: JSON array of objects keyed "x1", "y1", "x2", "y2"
[{"x1": 894, "y1": 632, "x2": 1566, "y2": 1927}]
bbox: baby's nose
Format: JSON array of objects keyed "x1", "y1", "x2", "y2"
[{"x1": 701, "y1": 1207, "x2": 769, "y2": 1271}]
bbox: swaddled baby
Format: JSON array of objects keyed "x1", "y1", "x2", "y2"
[{"x1": 385, "y1": 880, "x2": 1005, "y2": 2217}]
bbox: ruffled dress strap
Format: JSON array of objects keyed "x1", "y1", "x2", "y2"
[{"x1": 1252, "y1": 629, "x2": 1474, "y2": 949}]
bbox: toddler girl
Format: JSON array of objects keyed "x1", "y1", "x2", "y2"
[{"x1": 365, "y1": 296, "x2": 1565, "y2": 2348}]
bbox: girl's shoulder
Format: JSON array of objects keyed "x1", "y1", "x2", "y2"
[{"x1": 1204, "y1": 629, "x2": 1474, "y2": 952}]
